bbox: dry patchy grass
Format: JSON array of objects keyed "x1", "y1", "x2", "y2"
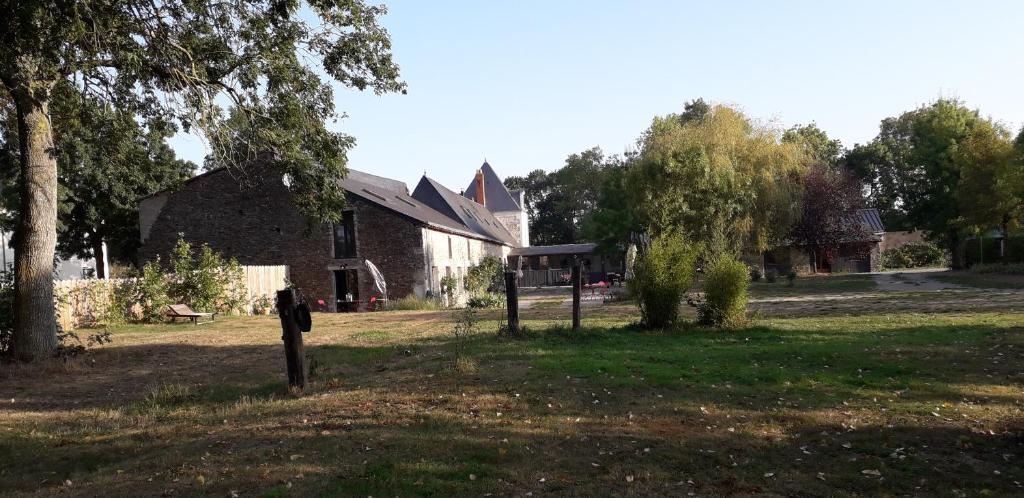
[{"x1": 1, "y1": 290, "x2": 1023, "y2": 497}]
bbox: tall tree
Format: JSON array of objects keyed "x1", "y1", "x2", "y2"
[
  {"x1": 845, "y1": 99, "x2": 983, "y2": 268},
  {"x1": 783, "y1": 123, "x2": 843, "y2": 165},
  {"x1": 954, "y1": 120, "x2": 1023, "y2": 259},
  {"x1": 787, "y1": 165, "x2": 870, "y2": 272},
  {"x1": 1, "y1": 83, "x2": 196, "y2": 277},
  {"x1": 504, "y1": 147, "x2": 612, "y2": 245},
  {"x1": 626, "y1": 104, "x2": 806, "y2": 255},
  {"x1": 0, "y1": 0, "x2": 404, "y2": 360}
]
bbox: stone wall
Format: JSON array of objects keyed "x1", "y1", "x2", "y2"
[
  {"x1": 138, "y1": 168, "x2": 428, "y2": 311},
  {"x1": 420, "y1": 228, "x2": 508, "y2": 304}
]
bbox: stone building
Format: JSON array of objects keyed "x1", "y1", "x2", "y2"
[
  {"x1": 138, "y1": 164, "x2": 519, "y2": 311},
  {"x1": 761, "y1": 208, "x2": 885, "y2": 275}
]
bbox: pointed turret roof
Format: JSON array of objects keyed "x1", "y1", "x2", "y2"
[{"x1": 463, "y1": 161, "x2": 522, "y2": 212}]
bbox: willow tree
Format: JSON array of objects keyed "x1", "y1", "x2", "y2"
[
  {"x1": 0, "y1": 0, "x2": 404, "y2": 360},
  {"x1": 627, "y1": 104, "x2": 806, "y2": 255}
]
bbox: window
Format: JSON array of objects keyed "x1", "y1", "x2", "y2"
[
  {"x1": 333, "y1": 211, "x2": 356, "y2": 258},
  {"x1": 466, "y1": 239, "x2": 471, "y2": 260},
  {"x1": 448, "y1": 237, "x2": 453, "y2": 259}
]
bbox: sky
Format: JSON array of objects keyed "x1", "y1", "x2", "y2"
[{"x1": 168, "y1": 0, "x2": 1024, "y2": 191}]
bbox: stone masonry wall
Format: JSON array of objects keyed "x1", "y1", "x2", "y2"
[{"x1": 138, "y1": 168, "x2": 425, "y2": 311}]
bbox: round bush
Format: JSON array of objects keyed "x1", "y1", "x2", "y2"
[{"x1": 698, "y1": 256, "x2": 749, "y2": 328}]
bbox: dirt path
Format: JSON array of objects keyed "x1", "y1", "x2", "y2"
[{"x1": 873, "y1": 271, "x2": 963, "y2": 292}]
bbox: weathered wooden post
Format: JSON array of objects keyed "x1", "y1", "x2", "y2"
[
  {"x1": 276, "y1": 289, "x2": 306, "y2": 392},
  {"x1": 571, "y1": 257, "x2": 581, "y2": 331},
  {"x1": 504, "y1": 270, "x2": 519, "y2": 334}
]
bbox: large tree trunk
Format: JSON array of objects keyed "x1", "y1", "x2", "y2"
[
  {"x1": 10, "y1": 96, "x2": 59, "y2": 361},
  {"x1": 91, "y1": 231, "x2": 106, "y2": 279}
]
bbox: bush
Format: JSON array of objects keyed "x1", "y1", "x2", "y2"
[
  {"x1": 628, "y1": 233, "x2": 699, "y2": 328},
  {"x1": 786, "y1": 271, "x2": 797, "y2": 287},
  {"x1": 112, "y1": 258, "x2": 172, "y2": 323},
  {"x1": 166, "y1": 237, "x2": 247, "y2": 313},
  {"x1": 749, "y1": 266, "x2": 762, "y2": 282},
  {"x1": 466, "y1": 255, "x2": 504, "y2": 294},
  {"x1": 467, "y1": 292, "x2": 504, "y2": 309},
  {"x1": 388, "y1": 295, "x2": 442, "y2": 311},
  {"x1": 697, "y1": 256, "x2": 749, "y2": 328},
  {"x1": 969, "y1": 262, "x2": 1024, "y2": 275},
  {"x1": 881, "y1": 242, "x2": 948, "y2": 270}
]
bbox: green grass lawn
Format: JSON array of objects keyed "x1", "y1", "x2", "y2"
[
  {"x1": 1, "y1": 293, "x2": 1023, "y2": 497},
  {"x1": 931, "y1": 271, "x2": 1024, "y2": 289},
  {"x1": 748, "y1": 273, "x2": 878, "y2": 298}
]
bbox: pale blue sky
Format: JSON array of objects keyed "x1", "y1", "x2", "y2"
[{"x1": 169, "y1": 0, "x2": 1024, "y2": 190}]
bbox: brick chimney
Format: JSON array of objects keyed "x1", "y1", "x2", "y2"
[{"x1": 474, "y1": 169, "x2": 486, "y2": 205}]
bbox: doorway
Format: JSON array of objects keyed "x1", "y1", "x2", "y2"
[{"x1": 334, "y1": 269, "x2": 360, "y2": 312}]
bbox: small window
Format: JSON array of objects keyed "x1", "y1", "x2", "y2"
[
  {"x1": 333, "y1": 211, "x2": 356, "y2": 258},
  {"x1": 466, "y1": 239, "x2": 471, "y2": 259},
  {"x1": 448, "y1": 237, "x2": 453, "y2": 259}
]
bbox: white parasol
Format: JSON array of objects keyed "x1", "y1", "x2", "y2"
[{"x1": 364, "y1": 259, "x2": 388, "y2": 300}]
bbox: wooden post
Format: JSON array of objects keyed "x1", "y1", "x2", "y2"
[
  {"x1": 571, "y1": 257, "x2": 581, "y2": 331},
  {"x1": 276, "y1": 289, "x2": 306, "y2": 392},
  {"x1": 504, "y1": 271, "x2": 519, "y2": 334}
]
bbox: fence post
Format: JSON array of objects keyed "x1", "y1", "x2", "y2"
[
  {"x1": 504, "y1": 271, "x2": 519, "y2": 334},
  {"x1": 276, "y1": 289, "x2": 306, "y2": 392},
  {"x1": 571, "y1": 258, "x2": 581, "y2": 331}
]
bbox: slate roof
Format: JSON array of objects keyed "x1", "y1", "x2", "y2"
[
  {"x1": 463, "y1": 162, "x2": 523, "y2": 212},
  {"x1": 346, "y1": 169, "x2": 408, "y2": 194},
  {"x1": 857, "y1": 208, "x2": 885, "y2": 234},
  {"x1": 342, "y1": 173, "x2": 510, "y2": 245},
  {"x1": 412, "y1": 176, "x2": 520, "y2": 246},
  {"x1": 510, "y1": 243, "x2": 597, "y2": 257}
]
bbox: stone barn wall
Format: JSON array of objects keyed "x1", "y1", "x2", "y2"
[{"x1": 138, "y1": 168, "x2": 427, "y2": 311}]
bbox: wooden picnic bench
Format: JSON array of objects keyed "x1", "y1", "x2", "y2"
[{"x1": 166, "y1": 304, "x2": 217, "y2": 325}]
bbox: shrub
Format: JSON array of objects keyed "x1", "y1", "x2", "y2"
[
  {"x1": 749, "y1": 266, "x2": 763, "y2": 282},
  {"x1": 629, "y1": 233, "x2": 699, "y2": 328},
  {"x1": 388, "y1": 295, "x2": 442, "y2": 311},
  {"x1": 111, "y1": 259, "x2": 172, "y2": 323},
  {"x1": 467, "y1": 292, "x2": 504, "y2": 309},
  {"x1": 881, "y1": 242, "x2": 948, "y2": 270},
  {"x1": 466, "y1": 255, "x2": 504, "y2": 294},
  {"x1": 786, "y1": 270, "x2": 797, "y2": 287},
  {"x1": 697, "y1": 256, "x2": 749, "y2": 328},
  {"x1": 969, "y1": 262, "x2": 1024, "y2": 275},
  {"x1": 166, "y1": 237, "x2": 246, "y2": 313}
]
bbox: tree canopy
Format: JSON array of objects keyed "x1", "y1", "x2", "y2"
[
  {"x1": 1, "y1": 0, "x2": 405, "y2": 360},
  {"x1": 625, "y1": 104, "x2": 806, "y2": 255}
]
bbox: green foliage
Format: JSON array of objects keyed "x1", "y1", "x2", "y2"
[
  {"x1": 628, "y1": 233, "x2": 699, "y2": 328},
  {"x1": 505, "y1": 147, "x2": 619, "y2": 245},
  {"x1": 782, "y1": 123, "x2": 843, "y2": 165},
  {"x1": 387, "y1": 295, "x2": 442, "y2": 311},
  {"x1": 166, "y1": 237, "x2": 247, "y2": 313},
  {"x1": 968, "y1": 263, "x2": 1024, "y2": 275},
  {"x1": 439, "y1": 275, "x2": 458, "y2": 298},
  {"x1": 697, "y1": 256, "x2": 750, "y2": 328},
  {"x1": 749, "y1": 266, "x2": 762, "y2": 282},
  {"x1": 627, "y1": 104, "x2": 806, "y2": 255},
  {"x1": 954, "y1": 120, "x2": 1024, "y2": 237},
  {"x1": 113, "y1": 259, "x2": 173, "y2": 323},
  {"x1": 465, "y1": 256, "x2": 503, "y2": 294},
  {"x1": 467, "y1": 293, "x2": 504, "y2": 309},
  {"x1": 881, "y1": 242, "x2": 949, "y2": 270}
]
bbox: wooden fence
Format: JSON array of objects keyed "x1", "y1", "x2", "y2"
[{"x1": 54, "y1": 265, "x2": 289, "y2": 331}]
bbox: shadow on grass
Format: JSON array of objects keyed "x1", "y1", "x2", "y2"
[{"x1": 0, "y1": 315, "x2": 1022, "y2": 496}]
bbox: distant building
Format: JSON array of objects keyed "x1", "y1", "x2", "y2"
[{"x1": 763, "y1": 208, "x2": 885, "y2": 274}]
